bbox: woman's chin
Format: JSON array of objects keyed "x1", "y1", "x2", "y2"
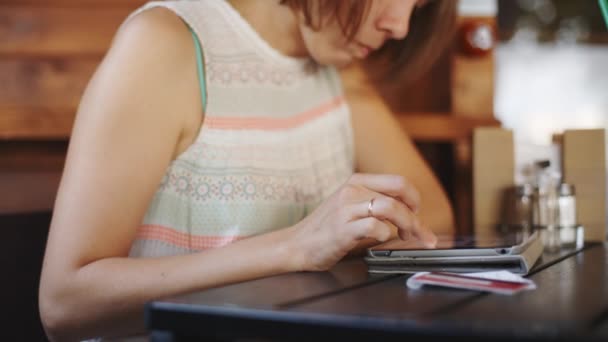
[
  {"x1": 333, "y1": 58, "x2": 355, "y2": 69},
  {"x1": 312, "y1": 51, "x2": 354, "y2": 68}
]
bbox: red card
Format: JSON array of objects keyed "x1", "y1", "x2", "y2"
[{"x1": 409, "y1": 272, "x2": 535, "y2": 295}]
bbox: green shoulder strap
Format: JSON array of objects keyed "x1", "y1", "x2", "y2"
[
  {"x1": 189, "y1": 27, "x2": 207, "y2": 111},
  {"x1": 600, "y1": 0, "x2": 608, "y2": 29}
]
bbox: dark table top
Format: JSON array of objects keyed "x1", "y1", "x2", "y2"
[{"x1": 146, "y1": 243, "x2": 608, "y2": 341}]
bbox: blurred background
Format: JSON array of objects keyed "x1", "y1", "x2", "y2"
[
  {"x1": 496, "y1": 0, "x2": 608, "y2": 145},
  {"x1": 1, "y1": 0, "x2": 607, "y2": 340}
]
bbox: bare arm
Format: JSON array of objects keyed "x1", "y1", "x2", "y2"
[
  {"x1": 340, "y1": 64, "x2": 455, "y2": 237},
  {"x1": 39, "y1": 9, "x2": 292, "y2": 341},
  {"x1": 39, "y1": 10, "x2": 435, "y2": 341}
]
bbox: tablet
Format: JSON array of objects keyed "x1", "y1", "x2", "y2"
[
  {"x1": 367, "y1": 231, "x2": 535, "y2": 258},
  {"x1": 365, "y1": 231, "x2": 543, "y2": 275}
]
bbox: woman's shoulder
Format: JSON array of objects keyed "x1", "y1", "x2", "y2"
[
  {"x1": 78, "y1": 4, "x2": 202, "y2": 158},
  {"x1": 120, "y1": 0, "x2": 218, "y2": 41},
  {"x1": 114, "y1": 5, "x2": 193, "y2": 57},
  {"x1": 101, "y1": 5, "x2": 198, "y2": 94}
]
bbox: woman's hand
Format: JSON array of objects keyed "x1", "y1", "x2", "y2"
[{"x1": 288, "y1": 173, "x2": 438, "y2": 272}]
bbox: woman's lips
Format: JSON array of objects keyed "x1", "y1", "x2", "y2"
[
  {"x1": 359, "y1": 46, "x2": 371, "y2": 58},
  {"x1": 355, "y1": 42, "x2": 373, "y2": 59}
]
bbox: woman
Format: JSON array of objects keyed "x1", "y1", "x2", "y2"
[{"x1": 39, "y1": 0, "x2": 455, "y2": 340}]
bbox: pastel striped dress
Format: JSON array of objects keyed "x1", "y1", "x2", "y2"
[{"x1": 127, "y1": 0, "x2": 355, "y2": 258}]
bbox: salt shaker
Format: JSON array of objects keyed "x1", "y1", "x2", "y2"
[
  {"x1": 532, "y1": 186, "x2": 546, "y2": 228},
  {"x1": 513, "y1": 184, "x2": 533, "y2": 236},
  {"x1": 532, "y1": 175, "x2": 561, "y2": 253},
  {"x1": 558, "y1": 183, "x2": 578, "y2": 247},
  {"x1": 543, "y1": 178, "x2": 561, "y2": 253}
]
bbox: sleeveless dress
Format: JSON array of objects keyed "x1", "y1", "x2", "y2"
[
  {"x1": 89, "y1": 1, "x2": 355, "y2": 340},
  {"x1": 125, "y1": 0, "x2": 355, "y2": 258}
]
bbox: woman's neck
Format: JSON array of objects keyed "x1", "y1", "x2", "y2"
[{"x1": 227, "y1": 0, "x2": 308, "y2": 58}]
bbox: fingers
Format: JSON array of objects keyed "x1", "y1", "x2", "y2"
[
  {"x1": 352, "y1": 195, "x2": 437, "y2": 248},
  {"x1": 337, "y1": 173, "x2": 434, "y2": 248},
  {"x1": 412, "y1": 222, "x2": 437, "y2": 248},
  {"x1": 348, "y1": 173, "x2": 420, "y2": 213},
  {"x1": 398, "y1": 229, "x2": 410, "y2": 241},
  {"x1": 373, "y1": 196, "x2": 436, "y2": 248},
  {"x1": 348, "y1": 217, "x2": 394, "y2": 243}
]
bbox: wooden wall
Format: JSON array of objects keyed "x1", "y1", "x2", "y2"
[
  {"x1": 0, "y1": 0, "x2": 147, "y2": 215},
  {"x1": 1, "y1": 0, "x2": 500, "y2": 218},
  {"x1": 1, "y1": 0, "x2": 497, "y2": 215}
]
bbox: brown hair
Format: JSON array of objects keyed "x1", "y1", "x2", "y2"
[
  {"x1": 281, "y1": 0, "x2": 457, "y2": 83},
  {"x1": 281, "y1": 0, "x2": 372, "y2": 41}
]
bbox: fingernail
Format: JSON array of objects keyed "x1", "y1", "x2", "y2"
[
  {"x1": 424, "y1": 231, "x2": 437, "y2": 248},
  {"x1": 427, "y1": 235, "x2": 438, "y2": 248}
]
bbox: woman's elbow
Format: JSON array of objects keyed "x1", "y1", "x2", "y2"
[{"x1": 39, "y1": 279, "x2": 80, "y2": 341}]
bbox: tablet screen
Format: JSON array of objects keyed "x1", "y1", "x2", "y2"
[{"x1": 370, "y1": 233, "x2": 524, "y2": 251}]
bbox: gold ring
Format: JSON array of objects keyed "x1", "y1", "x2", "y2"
[{"x1": 368, "y1": 198, "x2": 375, "y2": 217}]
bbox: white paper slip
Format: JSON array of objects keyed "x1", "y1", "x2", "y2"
[{"x1": 406, "y1": 270, "x2": 537, "y2": 295}]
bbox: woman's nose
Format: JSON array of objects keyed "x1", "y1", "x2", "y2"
[
  {"x1": 378, "y1": 16, "x2": 410, "y2": 40},
  {"x1": 377, "y1": 0, "x2": 419, "y2": 40}
]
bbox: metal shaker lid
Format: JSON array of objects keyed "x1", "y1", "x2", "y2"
[
  {"x1": 515, "y1": 184, "x2": 534, "y2": 196},
  {"x1": 559, "y1": 183, "x2": 575, "y2": 196}
]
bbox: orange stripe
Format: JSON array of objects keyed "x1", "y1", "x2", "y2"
[
  {"x1": 204, "y1": 96, "x2": 345, "y2": 130},
  {"x1": 135, "y1": 225, "x2": 246, "y2": 250}
]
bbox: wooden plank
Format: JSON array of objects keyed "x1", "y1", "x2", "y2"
[
  {"x1": 283, "y1": 247, "x2": 581, "y2": 317},
  {"x1": 285, "y1": 275, "x2": 474, "y2": 317},
  {"x1": 0, "y1": 141, "x2": 68, "y2": 171},
  {"x1": 1, "y1": 0, "x2": 146, "y2": 6},
  {"x1": 0, "y1": 106, "x2": 75, "y2": 140},
  {"x1": 398, "y1": 114, "x2": 500, "y2": 142},
  {"x1": 435, "y1": 244, "x2": 608, "y2": 338},
  {"x1": 168, "y1": 258, "x2": 391, "y2": 310},
  {"x1": 0, "y1": 108, "x2": 502, "y2": 142},
  {"x1": 0, "y1": 57, "x2": 98, "y2": 112},
  {"x1": 0, "y1": 141, "x2": 67, "y2": 213},
  {"x1": 0, "y1": 171, "x2": 62, "y2": 214},
  {"x1": 144, "y1": 248, "x2": 585, "y2": 340},
  {"x1": 147, "y1": 276, "x2": 474, "y2": 341},
  {"x1": 0, "y1": 6, "x2": 134, "y2": 57}
]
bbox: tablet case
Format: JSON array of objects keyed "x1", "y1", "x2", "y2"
[{"x1": 364, "y1": 232, "x2": 544, "y2": 275}]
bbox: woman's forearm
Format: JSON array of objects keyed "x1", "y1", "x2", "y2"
[
  {"x1": 341, "y1": 65, "x2": 456, "y2": 236},
  {"x1": 40, "y1": 226, "x2": 296, "y2": 341}
]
